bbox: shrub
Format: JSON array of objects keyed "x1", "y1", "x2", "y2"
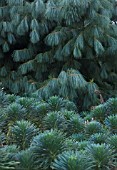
[
  {"x1": 30, "y1": 102, "x2": 49, "y2": 126},
  {"x1": 0, "y1": 93, "x2": 117, "y2": 170},
  {"x1": 6, "y1": 94, "x2": 17, "y2": 104},
  {"x1": 63, "y1": 139, "x2": 79, "y2": 151},
  {"x1": 6, "y1": 103, "x2": 26, "y2": 122},
  {"x1": 47, "y1": 96, "x2": 77, "y2": 112},
  {"x1": 105, "y1": 115, "x2": 117, "y2": 133},
  {"x1": 47, "y1": 96, "x2": 67, "y2": 111},
  {"x1": 91, "y1": 105, "x2": 106, "y2": 122},
  {"x1": 62, "y1": 110, "x2": 76, "y2": 120},
  {"x1": 107, "y1": 135, "x2": 117, "y2": 152},
  {"x1": 67, "y1": 115, "x2": 84, "y2": 135},
  {"x1": 16, "y1": 97, "x2": 36, "y2": 108},
  {"x1": 77, "y1": 141, "x2": 89, "y2": 151},
  {"x1": 104, "y1": 98, "x2": 117, "y2": 115},
  {"x1": 71, "y1": 133, "x2": 87, "y2": 142},
  {"x1": 2, "y1": 145, "x2": 19, "y2": 160},
  {"x1": 62, "y1": 100, "x2": 77, "y2": 111},
  {"x1": 51, "y1": 150, "x2": 92, "y2": 170},
  {"x1": 0, "y1": 147, "x2": 19, "y2": 170},
  {"x1": 43, "y1": 111, "x2": 67, "y2": 131},
  {"x1": 89, "y1": 98, "x2": 117, "y2": 122},
  {"x1": 89, "y1": 133, "x2": 107, "y2": 144},
  {"x1": 9, "y1": 120, "x2": 38, "y2": 149},
  {"x1": 85, "y1": 121, "x2": 103, "y2": 136},
  {"x1": 86, "y1": 144, "x2": 116, "y2": 170},
  {"x1": 31, "y1": 129, "x2": 66, "y2": 169},
  {"x1": 15, "y1": 149, "x2": 36, "y2": 170}
]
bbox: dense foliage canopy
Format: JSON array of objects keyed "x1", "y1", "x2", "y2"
[
  {"x1": 0, "y1": 90, "x2": 117, "y2": 170},
  {"x1": 0, "y1": 1, "x2": 117, "y2": 169},
  {"x1": 0, "y1": 0, "x2": 117, "y2": 109}
]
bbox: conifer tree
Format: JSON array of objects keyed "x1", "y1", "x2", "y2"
[{"x1": 0, "y1": 0, "x2": 117, "y2": 109}]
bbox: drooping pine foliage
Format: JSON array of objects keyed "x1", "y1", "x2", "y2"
[{"x1": 0, "y1": 0, "x2": 117, "y2": 109}]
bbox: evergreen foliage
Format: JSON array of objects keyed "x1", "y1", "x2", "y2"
[
  {"x1": 43, "y1": 111, "x2": 67, "y2": 131},
  {"x1": 89, "y1": 133, "x2": 108, "y2": 144},
  {"x1": 30, "y1": 129, "x2": 66, "y2": 169},
  {"x1": 0, "y1": 92, "x2": 117, "y2": 170},
  {"x1": 67, "y1": 115, "x2": 84, "y2": 135},
  {"x1": 15, "y1": 149, "x2": 36, "y2": 170},
  {"x1": 51, "y1": 150, "x2": 92, "y2": 170},
  {"x1": 85, "y1": 121, "x2": 103, "y2": 136},
  {"x1": 105, "y1": 115, "x2": 117, "y2": 133},
  {"x1": 8, "y1": 120, "x2": 38, "y2": 149},
  {"x1": 86, "y1": 144, "x2": 116, "y2": 169},
  {"x1": 0, "y1": 0, "x2": 117, "y2": 169},
  {"x1": 107, "y1": 134, "x2": 117, "y2": 152},
  {"x1": 0, "y1": 147, "x2": 19, "y2": 170},
  {"x1": 0, "y1": 0, "x2": 117, "y2": 109}
]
